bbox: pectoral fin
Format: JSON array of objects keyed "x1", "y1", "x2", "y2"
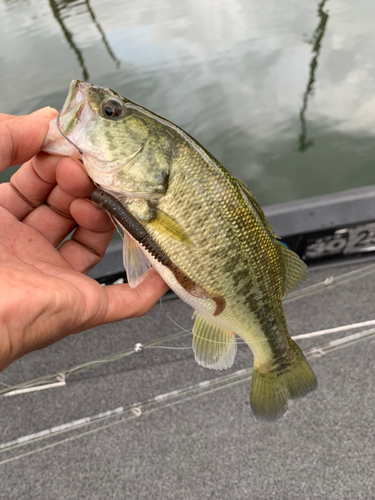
[
  {"x1": 91, "y1": 190, "x2": 222, "y2": 309},
  {"x1": 145, "y1": 208, "x2": 193, "y2": 246},
  {"x1": 192, "y1": 313, "x2": 237, "y2": 370}
]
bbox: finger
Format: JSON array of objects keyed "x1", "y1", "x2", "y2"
[
  {"x1": 0, "y1": 108, "x2": 57, "y2": 172},
  {"x1": 46, "y1": 184, "x2": 76, "y2": 219},
  {"x1": 56, "y1": 157, "x2": 95, "y2": 198},
  {"x1": 0, "y1": 153, "x2": 60, "y2": 220},
  {"x1": 58, "y1": 225, "x2": 115, "y2": 273},
  {"x1": 0, "y1": 152, "x2": 91, "y2": 222},
  {"x1": 58, "y1": 198, "x2": 115, "y2": 273},
  {"x1": 101, "y1": 269, "x2": 169, "y2": 323},
  {"x1": 70, "y1": 198, "x2": 114, "y2": 232},
  {"x1": 16, "y1": 199, "x2": 113, "y2": 273},
  {"x1": 7, "y1": 157, "x2": 98, "y2": 243},
  {"x1": 22, "y1": 203, "x2": 77, "y2": 247}
]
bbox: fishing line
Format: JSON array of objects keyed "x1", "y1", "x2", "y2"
[
  {"x1": 2, "y1": 263, "x2": 375, "y2": 396},
  {"x1": 159, "y1": 297, "x2": 256, "y2": 346},
  {"x1": 159, "y1": 262, "x2": 375, "y2": 347},
  {"x1": 1, "y1": 312, "x2": 374, "y2": 397},
  {"x1": 283, "y1": 263, "x2": 375, "y2": 303},
  {"x1": 147, "y1": 346, "x2": 192, "y2": 350},
  {"x1": 1, "y1": 326, "x2": 374, "y2": 464},
  {"x1": 0, "y1": 413, "x2": 142, "y2": 468},
  {"x1": 1, "y1": 378, "x2": 248, "y2": 468},
  {"x1": 308, "y1": 327, "x2": 375, "y2": 355},
  {"x1": 293, "y1": 319, "x2": 375, "y2": 340},
  {"x1": 159, "y1": 298, "x2": 193, "y2": 335},
  {"x1": 1, "y1": 316, "x2": 373, "y2": 397},
  {"x1": 0, "y1": 331, "x2": 187, "y2": 397},
  {"x1": 0, "y1": 368, "x2": 251, "y2": 456},
  {"x1": 0, "y1": 374, "x2": 250, "y2": 467}
]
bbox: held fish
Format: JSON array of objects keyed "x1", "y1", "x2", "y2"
[{"x1": 42, "y1": 80, "x2": 317, "y2": 420}]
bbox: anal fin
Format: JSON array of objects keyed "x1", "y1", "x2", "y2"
[{"x1": 192, "y1": 312, "x2": 237, "y2": 370}]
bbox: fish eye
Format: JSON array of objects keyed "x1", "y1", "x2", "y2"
[{"x1": 101, "y1": 99, "x2": 124, "y2": 119}]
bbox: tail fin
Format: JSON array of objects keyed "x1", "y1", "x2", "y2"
[{"x1": 250, "y1": 341, "x2": 317, "y2": 421}]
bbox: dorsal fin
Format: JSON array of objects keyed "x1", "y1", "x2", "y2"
[
  {"x1": 192, "y1": 313, "x2": 237, "y2": 370},
  {"x1": 275, "y1": 241, "x2": 307, "y2": 296}
]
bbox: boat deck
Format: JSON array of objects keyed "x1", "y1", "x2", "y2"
[{"x1": 1, "y1": 259, "x2": 374, "y2": 499}]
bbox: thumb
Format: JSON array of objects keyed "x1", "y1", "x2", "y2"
[
  {"x1": 0, "y1": 107, "x2": 58, "y2": 172},
  {"x1": 102, "y1": 269, "x2": 170, "y2": 324}
]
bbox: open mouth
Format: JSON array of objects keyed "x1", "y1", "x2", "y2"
[
  {"x1": 54, "y1": 81, "x2": 91, "y2": 155},
  {"x1": 58, "y1": 81, "x2": 89, "y2": 133},
  {"x1": 41, "y1": 80, "x2": 91, "y2": 158},
  {"x1": 62, "y1": 80, "x2": 89, "y2": 112}
]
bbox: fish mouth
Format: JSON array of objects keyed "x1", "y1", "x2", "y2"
[
  {"x1": 58, "y1": 80, "x2": 89, "y2": 137},
  {"x1": 63, "y1": 80, "x2": 89, "y2": 107},
  {"x1": 41, "y1": 80, "x2": 91, "y2": 158},
  {"x1": 62, "y1": 80, "x2": 89, "y2": 113}
]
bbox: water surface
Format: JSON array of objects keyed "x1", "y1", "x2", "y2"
[{"x1": 1, "y1": 0, "x2": 375, "y2": 205}]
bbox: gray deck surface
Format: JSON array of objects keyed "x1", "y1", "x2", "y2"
[{"x1": 1, "y1": 260, "x2": 374, "y2": 499}]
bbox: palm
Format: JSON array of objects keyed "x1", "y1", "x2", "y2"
[{"x1": 0, "y1": 111, "x2": 168, "y2": 370}]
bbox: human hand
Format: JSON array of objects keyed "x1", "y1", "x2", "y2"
[{"x1": 0, "y1": 108, "x2": 169, "y2": 371}]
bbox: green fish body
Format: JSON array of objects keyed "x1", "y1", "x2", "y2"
[{"x1": 43, "y1": 80, "x2": 317, "y2": 420}]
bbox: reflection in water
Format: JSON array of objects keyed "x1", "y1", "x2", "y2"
[
  {"x1": 49, "y1": 0, "x2": 120, "y2": 80},
  {"x1": 49, "y1": 0, "x2": 89, "y2": 80},
  {"x1": 84, "y1": 0, "x2": 120, "y2": 68},
  {"x1": 298, "y1": 0, "x2": 329, "y2": 152},
  {"x1": 1, "y1": 0, "x2": 374, "y2": 204}
]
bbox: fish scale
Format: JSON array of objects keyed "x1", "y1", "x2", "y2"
[
  {"x1": 42, "y1": 79, "x2": 317, "y2": 420},
  {"x1": 131, "y1": 134, "x2": 295, "y2": 367}
]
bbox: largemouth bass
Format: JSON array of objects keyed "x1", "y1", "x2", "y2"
[{"x1": 42, "y1": 80, "x2": 317, "y2": 420}]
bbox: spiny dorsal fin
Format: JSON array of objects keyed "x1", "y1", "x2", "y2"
[
  {"x1": 122, "y1": 231, "x2": 151, "y2": 288},
  {"x1": 275, "y1": 241, "x2": 307, "y2": 296},
  {"x1": 145, "y1": 207, "x2": 193, "y2": 246},
  {"x1": 192, "y1": 313, "x2": 237, "y2": 370},
  {"x1": 235, "y1": 177, "x2": 279, "y2": 239}
]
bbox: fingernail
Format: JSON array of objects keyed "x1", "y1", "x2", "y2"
[{"x1": 32, "y1": 106, "x2": 57, "y2": 116}]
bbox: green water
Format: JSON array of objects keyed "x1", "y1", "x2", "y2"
[{"x1": 1, "y1": 0, "x2": 375, "y2": 206}]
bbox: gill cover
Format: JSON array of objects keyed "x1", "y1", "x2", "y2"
[{"x1": 44, "y1": 80, "x2": 174, "y2": 198}]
